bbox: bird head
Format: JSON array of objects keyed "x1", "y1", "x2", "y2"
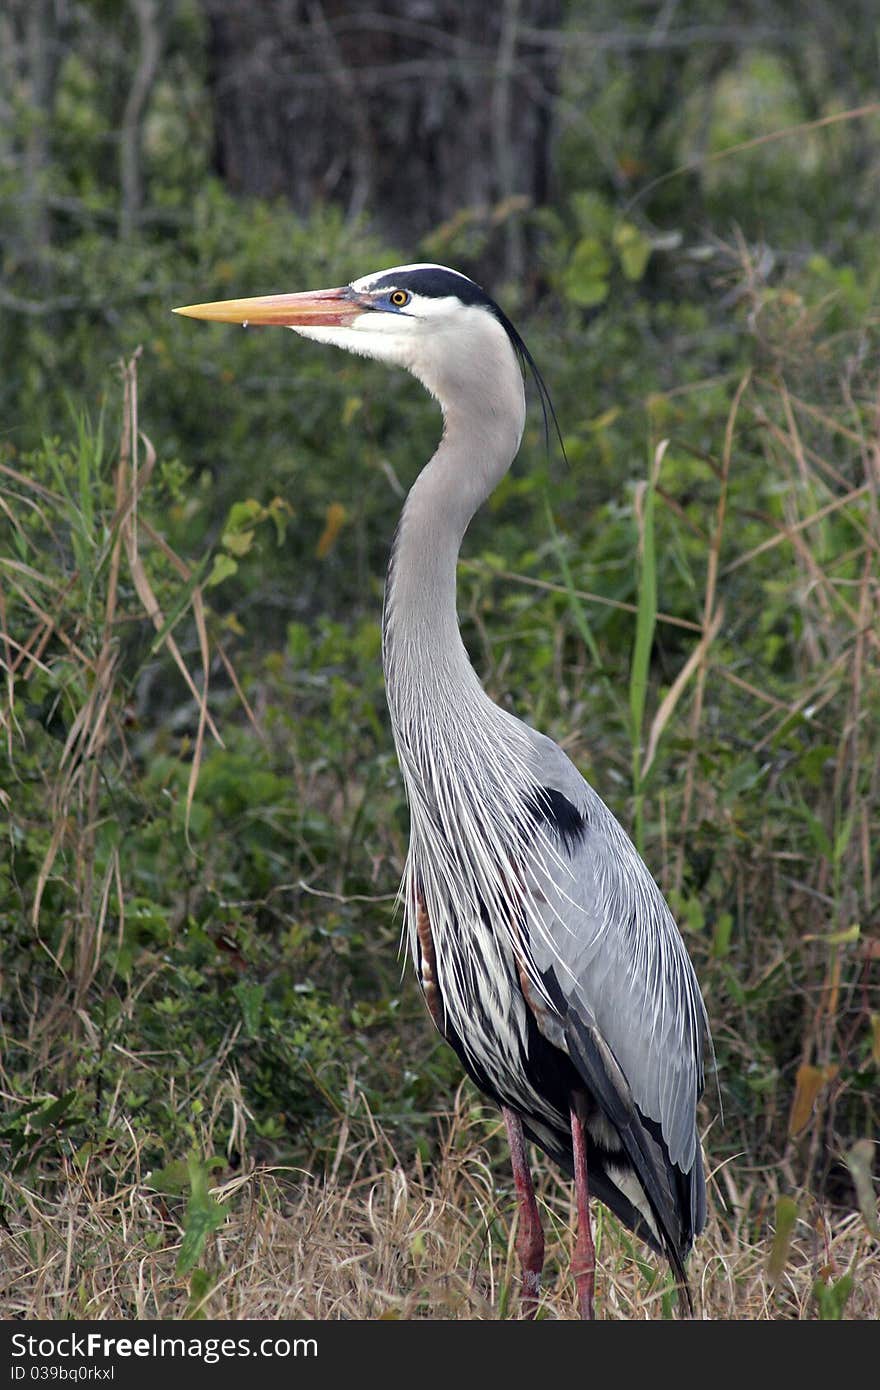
[{"x1": 176, "y1": 264, "x2": 546, "y2": 428}]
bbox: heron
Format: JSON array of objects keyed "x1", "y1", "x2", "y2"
[{"x1": 174, "y1": 263, "x2": 709, "y2": 1319}]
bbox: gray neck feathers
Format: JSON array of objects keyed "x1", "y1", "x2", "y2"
[
  {"x1": 382, "y1": 324, "x2": 527, "y2": 751},
  {"x1": 381, "y1": 324, "x2": 567, "y2": 1024}
]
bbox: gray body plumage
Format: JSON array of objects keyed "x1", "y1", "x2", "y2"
[
  {"x1": 377, "y1": 264, "x2": 708, "y2": 1275},
  {"x1": 174, "y1": 260, "x2": 709, "y2": 1296}
]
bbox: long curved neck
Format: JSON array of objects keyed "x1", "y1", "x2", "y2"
[{"x1": 382, "y1": 380, "x2": 525, "y2": 728}]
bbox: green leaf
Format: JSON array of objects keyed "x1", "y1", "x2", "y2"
[
  {"x1": 221, "y1": 527, "x2": 254, "y2": 557},
  {"x1": 233, "y1": 981, "x2": 265, "y2": 1039},
  {"x1": 175, "y1": 1154, "x2": 227, "y2": 1275},
  {"x1": 206, "y1": 552, "x2": 238, "y2": 588},
  {"x1": 813, "y1": 1273, "x2": 854, "y2": 1319},
  {"x1": 767, "y1": 1194, "x2": 798, "y2": 1283},
  {"x1": 630, "y1": 479, "x2": 657, "y2": 747},
  {"x1": 614, "y1": 221, "x2": 652, "y2": 281},
  {"x1": 562, "y1": 236, "x2": 611, "y2": 307},
  {"x1": 147, "y1": 1159, "x2": 191, "y2": 1195},
  {"x1": 570, "y1": 191, "x2": 613, "y2": 237},
  {"x1": 846, "y1": 1139, "x2": 878, "y2": 1237},
  {"x1": 225, "y1": 498, "x2": 264, "y2": 532},
  {"x1": 825, "y1": 923, "x2": 860, "y2": 946},
  {"x1": 29, "y1": 1092, "x2": 78, "y2": 1131},
  {"x1": 712, "y1": 912, "x2": 733, "y2": 958},
  {"x1": 186, "y1": 1267, "x2": 214, "y2": 1320},
  {"x1": 629, "y1": 456, "x2": 660, "y2": 853}
]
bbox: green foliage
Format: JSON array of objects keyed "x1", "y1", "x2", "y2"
[
  {"x1": 813, "y1": 1272, "x2": 855, "y2": 1321},
  {"x1": 767, "y1": 1195, "x2": 799, "y2": 1283},
  {"x1": 628, "y1": 449, "x2": 659, "y2": 851},
  {"x1": 0, "y1": 392, "x2": 447, "y2": 1209},
  {"x1": 175, "y1": 1155, "x2": 228, "y2": 1277},
  {"x1": 557, "y1": 193, "x2": 653, "y2": 308},
  {"x1": 2, "y1": 7, "x2": 879, "y2": 1304}
]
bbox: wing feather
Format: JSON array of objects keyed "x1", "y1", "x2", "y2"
[{"x1": 523, "y1": 733, "x2": 708, "y2": 1180}]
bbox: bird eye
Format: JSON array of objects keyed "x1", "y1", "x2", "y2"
[{"x1": 389, "y1": 290, "x2": 410, "y2": 307}]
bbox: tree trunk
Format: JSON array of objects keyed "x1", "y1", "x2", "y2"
[
  {"x1": 202, "y1": 0, "x2": 563, "y2": 277},
  {"x1": 2, "y1": 0, "x2": 67, "y2": 276},
  {"x1": 119, "y1": 0, "x2": 170, "y2": 241}
]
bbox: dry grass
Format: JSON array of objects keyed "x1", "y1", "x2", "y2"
[{"x1": 1, "y1": 1086, "x2": 877, "y2": 1321}]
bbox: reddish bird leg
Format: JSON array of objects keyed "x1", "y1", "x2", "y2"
[
  {"x1": 570, "y1": 1098, "x2": 596, "y2": 1319},
  {"x1": 503, "y1": 1107, "x2": 544, "y2": 1318}
]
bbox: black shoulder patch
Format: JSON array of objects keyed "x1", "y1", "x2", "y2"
[{"x1": 527, "y1": 786, "x2": 588, "y2": 854}]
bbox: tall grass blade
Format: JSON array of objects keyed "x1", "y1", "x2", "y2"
[{"x1": 629, "y1": 441, "x2": 665, "y2": 848}]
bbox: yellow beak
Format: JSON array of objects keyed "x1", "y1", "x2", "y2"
[{"x1": 172, "y1": 286, "x2": 362, "y2": 328}]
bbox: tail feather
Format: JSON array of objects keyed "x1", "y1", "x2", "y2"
[{"x1": 561, "y1": 1013, "x2": 700, "y2": 1299}]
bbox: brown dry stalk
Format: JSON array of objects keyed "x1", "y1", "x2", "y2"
[
  {"x1": 20, "y1": 352, "x2": 252, "y2": 933},
  {"x1": 627, "y1": 99, "x2": 880, "y2": 218},
  {"x1": 459, "y1": 559, "x2": 704, "y2": 633},
  {"x1": 675, "y1": 371, "x2": 750, "y2": 890},
  {"x1": 1, "y1": 1111, "x2": 878, "y2": 1319},
  {"x1": 786, "y1": 389, "x2": 872, "y2": 448},
  {"x1": 139, "y1": 516, "x2": 264, "y2": 742},
  {"x1": 116, "y1": 366, "x2": 222, "y2": 749},
  {"x1": 721, "y1": 477, "x2": 872, "y2": 579}
]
